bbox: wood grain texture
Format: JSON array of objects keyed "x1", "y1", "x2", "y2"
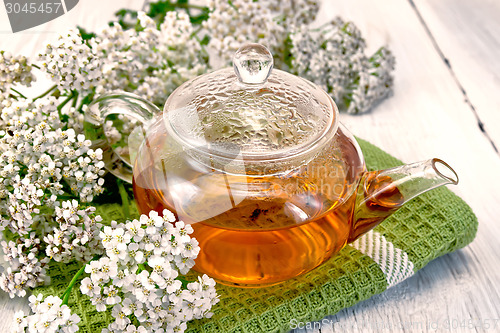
[
  {"x1": 1, "y1": 1, "x2": 500, "y2": 332},
  {"x1": 0, "y1": 0, "x2": 146, "y2": 55},
  {"x1": 306, "y1": 0, "x2": 500, "y2": 332},
  {"x1": 413, "y1": 0, "x2": 500, "y2": 152}
]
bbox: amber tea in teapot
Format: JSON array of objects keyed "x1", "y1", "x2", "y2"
[
  {"x1": 85, "y1": 44, "x2": 458, "y2": 286},
  {"x1": 131, "y1": 115, "x2": 405, "y2": 286}
]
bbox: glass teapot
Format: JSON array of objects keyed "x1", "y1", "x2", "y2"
[{"x1": 84, "y1": 44, "x2": 458, "y2": 287}]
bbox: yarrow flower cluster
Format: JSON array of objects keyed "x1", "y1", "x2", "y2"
[
  {"x1": 12, "y1": 294, "x2": 81, "y2": 332},
  {"x1": 0, "y1": 95, "x2": 105, "y2": 297},
  {"x1": 204, "y1": 0, "x2": 319, "y2": 68},
  {"x1": 201, "y1": 0, "x2": 394, "y2": 113},
  {"x1": 38, "y1": 30, "x2": 102, "y2": 94},
  {"x1": 289, "y1": 18, "x2": 396, "y2": 114},
  {"x1": 0, "y1": 200, "x2": 104, "y2": 298},
  {"x1": 133, "y1": 11, "x2": 207, "y2": 106},
  {"x1": 36, "y1": 11, "x2": 208, "y2": 108},
  {"x1": 0, "y1": 233, "x2": 48, "y2": 298},
  {"x1": 0, "y1": 51, "x2": 36, "y2": 98},
  {"x1": 90, "y1": 11, "x2": 207, "y2": 106},
  {"x1": 43, "y1": 201, "x2": 104, "y2": 263},
  {"x1": 0, "y1": 201, "x2": 102, "y2": 297},
  {"x1": 80, "y1": 210, "x2": 218, "y2": 332},
  {"x1": 0, "y1": 97, "x2": 105, "y2": 200}
]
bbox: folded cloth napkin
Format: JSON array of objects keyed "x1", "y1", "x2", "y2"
[{"x1": 34, "y1": 138, "x2": 478, "y2": 333}]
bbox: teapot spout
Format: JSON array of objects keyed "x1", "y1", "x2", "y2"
[{"x1": 348, "y1": 158, "x2": 458, "y2": 242}]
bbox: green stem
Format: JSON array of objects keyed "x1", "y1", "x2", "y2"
[
  {"x1": 61, "y1": 265, "x2": 85, "y2": 305},
  {"x1": 76, "y1": 90, "x2": 95, "y2": 112},
  {"x1": 32, "y1": 64, "x2": 41, "y2": 70},
  {"x1": 57, "y1": 194, "x2": 80, "y2": 200},
  {"x1": 137, "y1": 263, "x2": 146, "y2": 273},
  {"x1": 10, "y1": 88, "x2": 27, "y2": 99},
  {"x1": 61, "y1": 255, "x2": 101, "y2": 305},
  {"x1": 117, "y1": 179, "x2": 130, "y2": 218},
  {"x1": 7, "y1": 93, "x2": 18, "y2": 101},
  {"x1": 57, "y1": 91, "x2": 77, "y2": 119},
  {"x1": 57, "y1": 92, "x2": 76, "y2": 110},
  {"x1": 72, "y1": 92, "x2": 79, "y2": 108},
  {"x1": 191, "y1": 26, "x2": 203, "y2": 38},
  {"x1": 16, "y1": 160, "x2": 27, "y2": 169},
  {"x1": 33, "y1": 85, "x2": 57, "y2": 101}
]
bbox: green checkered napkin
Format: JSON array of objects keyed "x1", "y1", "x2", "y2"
[{"x1": 34, "y1": 138, "x2": 478, "y2": 333}]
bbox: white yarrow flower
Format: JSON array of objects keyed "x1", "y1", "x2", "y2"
[
  {"x1": 81, "y1": 210, "x2": 219, "y2": 332},
  {"x1": 12, "y1": 295, "x2": 81, "y2": 333}
]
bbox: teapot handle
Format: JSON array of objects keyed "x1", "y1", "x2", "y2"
[{"x1": 84, "y1": 92, "x2": 160, "y2": 183}]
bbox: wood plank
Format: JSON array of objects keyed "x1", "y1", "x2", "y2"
[
  {"x1": 0, "y1": 0, "x2": 144, "y2": 55},
  {"x1": 413, "y1": 0, "x2": 500, "y2": 151},
  {"x1": 309, "y1": 0, "x2": 500, "y2": 332}
]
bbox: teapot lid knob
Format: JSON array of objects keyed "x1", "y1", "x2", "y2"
[{"x1": 233, "y1": 43, "x2": 273, "y2": 85}]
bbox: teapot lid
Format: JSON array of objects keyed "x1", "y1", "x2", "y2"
[{"x1": 163, "y1": 43, "x2": 338, "y2": 162}]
